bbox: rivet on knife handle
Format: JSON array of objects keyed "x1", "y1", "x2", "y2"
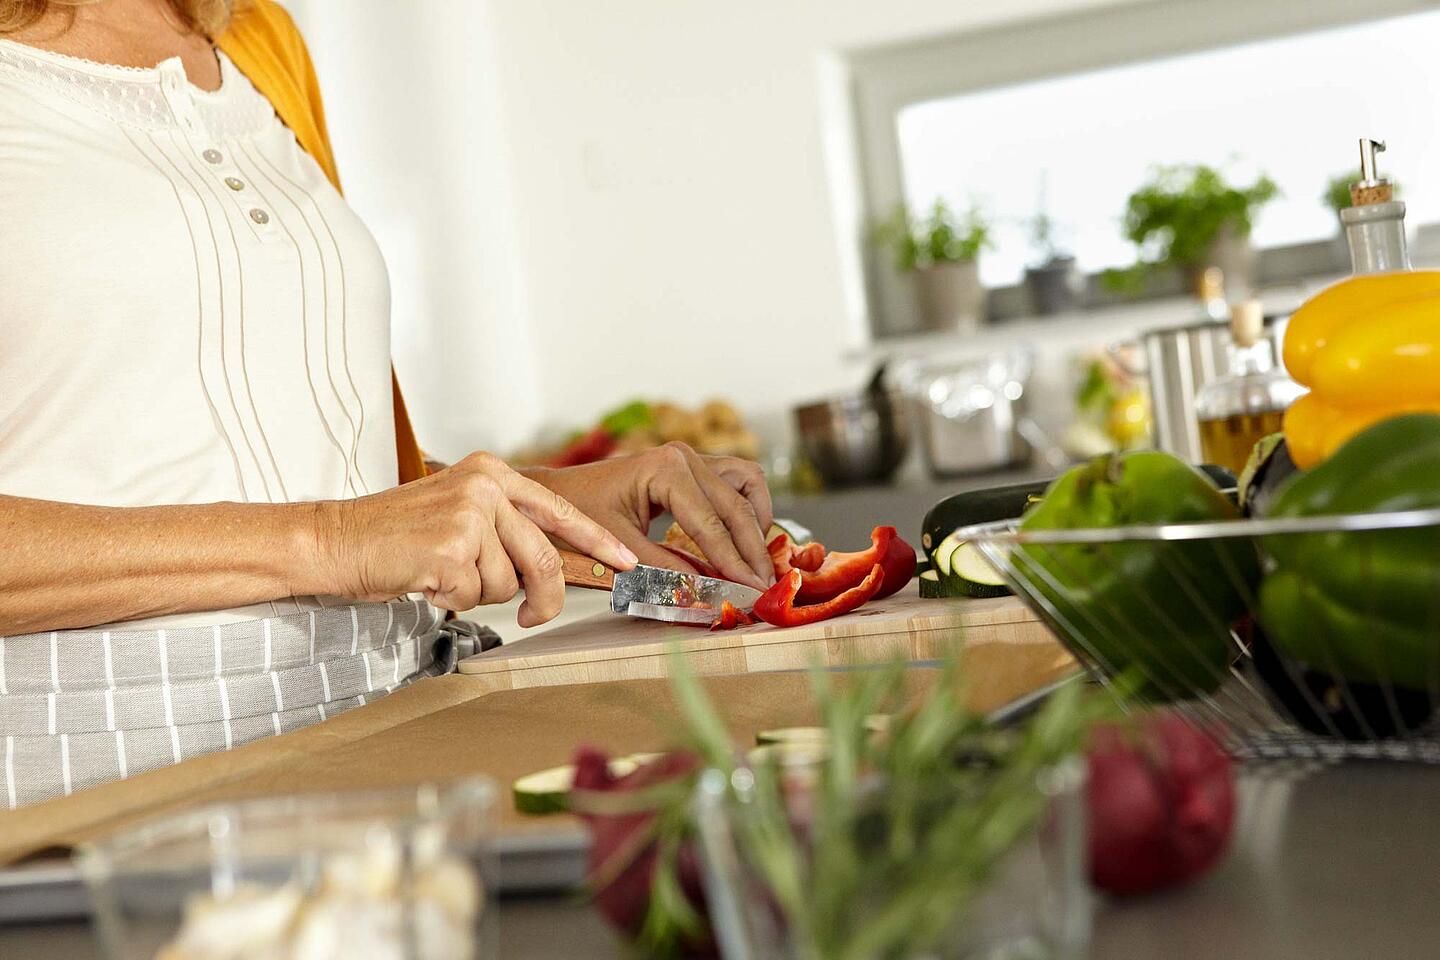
[{"x1": 557, "y1": 549, "x2": 616, "y2": 590}]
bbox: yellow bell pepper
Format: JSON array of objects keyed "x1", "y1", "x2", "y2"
[{"x1": 1282, "y1": 270, "x2": 1440, "y2": 467}]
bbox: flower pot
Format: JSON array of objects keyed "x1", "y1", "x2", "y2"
[
  {"x1": 1024, "y1": 256, "x2": 1084, "y2": 316},
  {"x1": 1181, "y1": 222, "x2": 1255, "y2": 299},
  {"x1": 915, "y1": 259, "x2": 987, "y2": 333}
]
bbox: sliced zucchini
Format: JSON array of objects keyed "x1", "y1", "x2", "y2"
[
  {"x1": 949, "y1": 542, "x2": 1009, "y2": 598},
  {"x1": 512, "y1": 752, "x2": 660, "y2": 815},
  {"x1": 925, "y1": 533, "x2": 1010, "y2": 599},
  {"x1": 932, "y1": 532, "x2": 964, "y2": 577},
  {"x1": 512, "y1": 765, "x2": 574, "y2": 815},
  {"x1": 755, "y1": 727, "x2": 830, "y2": 745}
]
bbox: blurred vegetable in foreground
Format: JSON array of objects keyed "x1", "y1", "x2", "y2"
[
  {"x1": 1087, "y1": 711, "x2": 1235, "y2": 895},
  {"x1": 571, "y1": 658, "x2": 1115, "y2": 959}
]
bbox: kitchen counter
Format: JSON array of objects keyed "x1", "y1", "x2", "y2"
[{"x1": 6, "y1": 760, "x2": 1436, "y2": 958}]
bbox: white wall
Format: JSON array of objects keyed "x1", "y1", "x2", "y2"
[
  {"x1": 288, "y1": 0, "x2": 1140, "y2": 461},
  {"x1": 289, "y1": 0, "x2": 540, "y2": 461}
]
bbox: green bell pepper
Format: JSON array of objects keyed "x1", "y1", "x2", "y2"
[
  {"x1": 1261, "y1": 413, "x2": 1440, "y2": 687},
  {"x1": 1018, "y1": 451, "x2": 1259, "y2": 699}
]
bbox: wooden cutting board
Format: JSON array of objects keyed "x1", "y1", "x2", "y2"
[{"x1": 457, "y1": 591, "x2": 1072, "y2": 698}]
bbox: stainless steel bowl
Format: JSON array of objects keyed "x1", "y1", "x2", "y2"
[
  {"x1": 793, "y1": 391, "x2": 910, "y2": 488},
  {"x1": 912, "y1": 349, "x2": 1033, "y2": 478}
]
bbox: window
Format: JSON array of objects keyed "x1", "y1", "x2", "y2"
[
  {"x1": 843, "y1": 0, "x2": 1440, "y2": 336},
  {"x1": 894, "y1": 9, "x2": 1440, "y2": 290}
]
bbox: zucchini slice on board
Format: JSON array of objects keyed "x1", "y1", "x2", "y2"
[
  {"x1": 513, "y1": 752, "x2": 661, "y2": 815},
  {"x1": 926, "y1": 532, "x2": 1010, "y2": 599},
  {"x1": 755, "y1": 717, "x2": 892, "y2": 747}
]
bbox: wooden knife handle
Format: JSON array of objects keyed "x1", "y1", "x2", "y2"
[{"x1": 557, "y1": 549, "x2": 616, "y2": 591}]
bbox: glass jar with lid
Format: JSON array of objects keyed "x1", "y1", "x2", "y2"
[{"x1": 1195, "y1": 300, "x2": 1307, "y2": 474}]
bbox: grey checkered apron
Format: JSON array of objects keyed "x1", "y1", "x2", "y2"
[{"x1": 0, "y1": 599, "x2": 499, "y2": 809}]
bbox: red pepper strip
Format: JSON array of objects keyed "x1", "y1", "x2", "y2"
[
  {"x1": 767, "y1": 534, "x2": 797, "y2": 578},
  {"x1": 708, "y1": 601, "x2": 756, "y2": 631},
  {"x1": 659, "y1": 543, "x2": 723, "y2": 580},
  {"x1": 793, "y1": 526, "x2": 896, "y2": 605},
  {"x1": 768, "y1": 527, "x2": 915, "y2": 602},
  {"x1": 753, "y1": 564, "x2": 884, "y2": 627},
  {"x1": 766, "y1": 534, "x2": 828, "y2": 577},
  {"x1": 790, "y1": 541, "x2": 826, "y2": 572}
]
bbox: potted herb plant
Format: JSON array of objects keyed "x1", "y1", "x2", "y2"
[
  {"x1": 1024, "y1": 205, "x2": 1083, "y2": 316},
  {"x1": 1110, "y1": 164, "x2": 1278, "y2": 297},
  {"x1": 1323, "y1": 171, "x2": 1357, "y2": 219},
  {"x1": 876, "y1": 200, "x2": 992, "y2": 332}
]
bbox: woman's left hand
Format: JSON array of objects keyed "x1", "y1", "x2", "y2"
[{"x1": 523, "y1": 442, "x2": 775, "y2": 590}]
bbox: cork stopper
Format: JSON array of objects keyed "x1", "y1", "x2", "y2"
[
  {"x1": 1350, "y1": 138, "x2": 1394, "y2": 206},
  {"x1": 1196, "y1": 266, "x2": 1225, "y2": 302},
  {"x1": 1230, "y1": 299, "x2": 1263, "y2": 348}
]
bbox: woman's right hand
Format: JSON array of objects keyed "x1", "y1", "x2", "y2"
[{"x1": 317, "y1": 453, "x2": 638, "y2": 627}]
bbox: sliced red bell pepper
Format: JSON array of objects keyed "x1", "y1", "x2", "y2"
[
  {"x1": 768, "y1": 532, "x2": 826, "y2": 575},
  {"x1": 799, "y1": 526, "x2": 893, "y2": 604},
  {"x1": 789, "y1": 541, "x2": 826, "y2": 572},
  {"x1": 768, "y1": 526, "x2": 917, "y2": 602},
  {"x1": 708, "y1": 601, "x2": 756, "y2": 631},
  {"x1": 753, "y1": 564, "x2": 884, "y2": 627},
  {"x1": 871, "y1": 533, "x2": 918, "y2": 600},
  {"x1": 767, "y1": 534, "x2": 797, "y2": 578}
]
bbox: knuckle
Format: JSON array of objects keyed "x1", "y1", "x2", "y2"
[
  {"x1": 662, "y1": 440, "x2": 694, "y2": 457},
  {"x1": 463, "y1": 473, "x2": 502, "y2": 503},
  {"x1": 469, "y1": 450, "x2": 503, "y2": 474},
  {"x1": 438, "y1": 535, "x2": 473, "y2": 568},
  {"x1": 657, "y1": 441, "x2": 692, "y2": 467},
  {"x1": 548, "y1": 491, "x2": 579, "y2": 522},
  {"x1": 532, "y1": 547, "x2": 564, "y2": 579}
]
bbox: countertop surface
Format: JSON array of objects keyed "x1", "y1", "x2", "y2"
[{"x1": 6, "y1": 759, "x2": 1437, "y2": 959}]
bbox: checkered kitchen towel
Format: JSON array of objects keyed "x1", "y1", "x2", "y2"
[{"x1": 0, "y1": 599, "x2": 499, "y2": 809}]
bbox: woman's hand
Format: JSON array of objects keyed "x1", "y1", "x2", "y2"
[
  {"x1": 523, "y1": 442, "x2": 775, "y2": 590},
  {"x1": 319, "y1": 453, "x2": 638, "y2": 627}
]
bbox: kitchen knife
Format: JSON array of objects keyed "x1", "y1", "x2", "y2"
[{"x1": 557, "y1": 550, "x2": 763, "y2": 624}]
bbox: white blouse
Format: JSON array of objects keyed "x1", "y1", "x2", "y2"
[{"x1": 0, "y1": 41, "x2": 399, "y2": 626}]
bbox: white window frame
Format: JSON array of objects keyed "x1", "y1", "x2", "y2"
[{"x1": 838, "y1": 0, "x2": 1440, "y2": 339}]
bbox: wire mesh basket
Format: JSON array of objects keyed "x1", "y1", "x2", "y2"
[{"x1": 959, "y1": 508, "x2": 1440, "y2": 765}]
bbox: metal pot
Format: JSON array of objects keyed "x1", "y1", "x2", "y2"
[
  {"x1": 793, "y1": 391, "x2": 910, "y2": 488},
  {"x1": 911, "y1": 350, "x2": 1034, "y2": 477},
  {"x1": 1120, "y1": 315, "x2": 1285, "y2": 463}
]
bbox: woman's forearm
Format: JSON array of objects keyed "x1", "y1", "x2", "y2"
[{"x1": 0, "y1": 495, "x2": 330, "y2": 635}]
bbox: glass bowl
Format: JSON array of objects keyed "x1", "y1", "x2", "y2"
[
  {"x1": 75, "y1": 778, "x2": 496, "y2": 960},
  {"x1": 694, "y1": 755, "x2": 1089, "y2": 960}
]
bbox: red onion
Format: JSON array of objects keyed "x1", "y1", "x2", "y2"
[{"x1": 1086, "y1": 712, "x2": 1235, "y2": 895}]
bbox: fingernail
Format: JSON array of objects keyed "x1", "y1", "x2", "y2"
[{"x1": 619, "y1": 545, "x2": 640, "y2": 567}]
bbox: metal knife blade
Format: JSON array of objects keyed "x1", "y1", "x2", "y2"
[{"x1": 609, "y1": 564, "x2": 762, "y2": 620}]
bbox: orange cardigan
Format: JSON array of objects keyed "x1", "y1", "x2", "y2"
[{"x1": 217, "y1": 0, "x2": 428, "y2": 484}]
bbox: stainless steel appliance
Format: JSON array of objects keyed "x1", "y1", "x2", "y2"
[
  {"x1": 1130, "y1": 316, "x2": 1287, "y2": 463},
  {"x1": 792, "y1": 391, "x2": 910, "y2": 487},
  {"x1": 909, "y1": 349, "x2": 1034, "y2": 477}
]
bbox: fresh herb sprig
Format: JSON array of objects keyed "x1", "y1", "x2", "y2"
[{"x1": 619, "y1": 658, "x2": 1111, "y2": 960}]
